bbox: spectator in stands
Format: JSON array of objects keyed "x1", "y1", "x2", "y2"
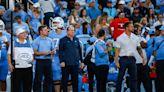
[
  {"x1": 92, "y1": 23, "x2": 101, "y2": 37},
  {"x1": 95, "y1": 29, "x2": 109, "y2": 92},
  {"x1": 97, "y1": 15, "x2": 111, "y2": 39},
  {"x1": 13, "y1": 16, "x2": 30, "y2": 36},
  {"x1": 90, "y1": 19, "x2": 97, "y2": 34},
  {"x1": 138, "y1": 0, "x2": 148, "y2": 17},
  {"x1": 13, "y1": 3, "x2": 27, "y2": 22},
  {"x1": 153, "y1": 13, "x2": 164, "y2": 28},
  {"x1": 8, "y1": 28, "x2": 34, "y2": 92},
  {"x1": 0, "y1": 5, "x2": 5, "y2": 22},
  {"x1": 98, "y1": 0, "x2": 107, "y2": 10},
  {"x1": 54, "y1": 0, "x2": 61, "y2": 16},
  {"x1": 65, "y1": 0, "x2": 76, "y2": 11},
  {"x1": 58, "y1": 1, "x2": 70, "y2": 23},
  {"x1": 155, "y1": 0, "x2": 163, "y2": 13},
  {"x1": 73, "y1": 1, "x2": 82, "y2": 16},
  {"x1": 3, "y1": 3, "x2": 27, "y2": 23},
  {"x1": 103, "y1": 0, "x2": 116, "y2": 19},
  {"x1": 140, "y1": 17, "x2": 148, "y2": 28},
  {"x1": 27, "y1": 3, "x2": 44, "y2": 39},
  {"x1": 159, "y1": 0, "x2": 164, "y2": 13},
  {"x1": 96, "y1": 12, "x2": 108, "y2": 25},
  {"x1": 127, "y1": 0, "x2": 140, "y2": 14},
  {"x1": 110, "y1": 12, "x2": 129, "y2": 40},
  {"x1": 146, "y1": 8, "x2": 157, "y2": 28},
  {"x1": 75, "y1": 21, "x2": 92, "y2": 35},
  {"x1": 87, "y1": 0, "x2": 101, "y2": 20},
  {"x1": 79, "y1": 8, "x2": 91, "y2": 24},
  {"x1": 0, "y1": 20, "x2": 9, "y2": 92},
  {"x1": 145, "y1": 0, "x2": 154, "y2": 10},
  {"x1": 116, "y1": 0, "x2": 131, "y2": 18},
  {"x1": 39, "y1": 0, "x2": 55, "y2": 27},
  {"x1": 68, "y1": 10, "x2": 80, "y2": 26},
  {"x1": 130, "y1": 7, "x2": 142, "y2": 24},
  {"x1": 32, "y1": 25, "x2": 54, "y2": 92}
]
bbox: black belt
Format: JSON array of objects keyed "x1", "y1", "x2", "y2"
[
  {"x1": 120, "y1": 56, "x2": 134, "y2": 58},
  {"x1": 36, "y1": 59, "x2": 51, "y2": 61}
]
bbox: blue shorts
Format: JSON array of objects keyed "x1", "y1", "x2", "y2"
[
  {"x1": 52, "y1": 70, "x2": 61, "y2": 81},
  {"x1": 0, "y1": 60, "x2": 8, "y2": 80}
]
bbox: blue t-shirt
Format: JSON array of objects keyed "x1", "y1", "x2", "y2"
[{"x1": 154, "y1": 36, "x2": 164, "y2": 61}]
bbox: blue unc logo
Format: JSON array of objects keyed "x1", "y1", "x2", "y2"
[{"x1": 17, "y1": 53, "x2": 31, "y2": 61}]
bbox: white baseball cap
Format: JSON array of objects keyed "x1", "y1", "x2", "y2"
[
  {"x1": 16, "y1": 28, "x2": 26, "y2": 36},
  {"x1": 33, "y1": 3, "x2": 40, "y2": 8},
  {"x1": 119, "y1": 0, "x2": 125, "y2": 4}
]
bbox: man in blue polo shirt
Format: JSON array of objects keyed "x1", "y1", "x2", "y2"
[
  {"x1": 32, "y1": 25, "x2": 55, "y2": 92},
  {"x1": 153, "y1": 25, "x2": 164, "y2": 92}
]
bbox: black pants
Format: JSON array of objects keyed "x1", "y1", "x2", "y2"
[
  {"x1": 95, "y1": 65, "x2": 109, "y2": 92},
  {"x1": 136, "y1": 64, "x2": 152, "y2": 92},
  {"x1": 12, "y1": 67, "x2": 32, "y2": 92},
  {"x1": 61, "y1": 65, "x2": 79, "y2": 92},
  {"x1": 156, "y1": 60, "x2": 164, "y2": 92},
  {"x1": 44, "y1": 12, "x2": 54, "y2": 27},
  {"x1": 116, "y1": 56, "x2": 137, "y2": 92},
  {"x1": 87, "y1": 62, "x2": 96, "y2": 92},
  {"x1": 33, "y1": 59, "x2": 53, "y2": 92}
]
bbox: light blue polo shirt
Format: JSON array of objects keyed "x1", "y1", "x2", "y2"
[{"x1": 32, "y1": 36, "x2": 54, "y2": 59}]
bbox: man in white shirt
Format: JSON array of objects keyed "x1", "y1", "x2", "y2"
[{"x1": 115, "y1": 22, "x2": 146, "y2": 92}]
